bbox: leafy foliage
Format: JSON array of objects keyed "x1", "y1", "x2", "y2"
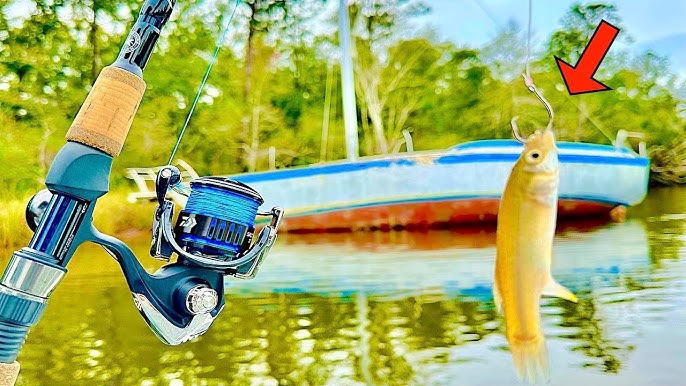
[{"x1": 0, "y1": 0, "x2": 685, "y2": 195}]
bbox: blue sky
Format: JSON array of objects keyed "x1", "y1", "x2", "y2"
[
  {"x1": 424, "y1": 0, "x2": 686, "y2": 72},
  {"x1": 4, "y1": 0, "x2": 685, "y2": 73}
]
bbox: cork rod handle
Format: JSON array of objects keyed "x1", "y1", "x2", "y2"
[
  {"x1": 0, "y1": 362, "x2": 19, "y2": 386},
  {"x1": 65, "y1": 66, "x2": 146, "y2": 157}
]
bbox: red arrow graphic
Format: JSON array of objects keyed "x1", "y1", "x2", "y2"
[{"x1": 555, "y1": 20, "x2": 620, "y2": 95}]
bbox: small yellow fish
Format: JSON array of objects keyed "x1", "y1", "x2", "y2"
[{"x1": 493, "y1": 129, "x2": 578, "y2": 383}]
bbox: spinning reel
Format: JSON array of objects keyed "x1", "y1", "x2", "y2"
[
  {"x1": 21, "y1": 165, "x2": 282, "y2": 346},
  {"x1": 135, "y1": 166, "x2": 283, "y2": 344}
]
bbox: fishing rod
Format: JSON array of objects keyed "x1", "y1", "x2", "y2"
[{"x1": 0, "y1": 0, "x2": 282, "y2": 383}]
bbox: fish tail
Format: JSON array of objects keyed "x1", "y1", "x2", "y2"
[{"x1": 510, "y1": 336, "x2": 550, "y2": 384}]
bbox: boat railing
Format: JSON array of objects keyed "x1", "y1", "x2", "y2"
[
  {"x1": 614, "y1": 129, "x2": 647, "y2": 157},
  {"x1": 125, "y1": 159, "x2": 199, "y2": 203}
]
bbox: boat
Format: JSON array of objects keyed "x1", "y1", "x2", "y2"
[
  {"x1": 125, "y1": 2, "x2": 650, "y2": 233},
  {"x1": 127, "y1": 134, "x2": 649, "y2": 232},
  {"x1": 227, "y1": 136, "x2": 649, "y2": 232}
]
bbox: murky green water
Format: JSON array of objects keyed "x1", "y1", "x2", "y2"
[{"x1": 4, "y1": 188, "x2": 686, "y2": 385}]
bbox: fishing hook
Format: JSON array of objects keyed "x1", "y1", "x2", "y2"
[
  {"x1": 510, "y1": 73, "x2": 555, "y2": 143},
  {"x1": 510, "y1": 116, "x2": 528, "y2": 143},
  {"x1": 510, "y1": 0, "x2": 554, "y2": 143},
  {"x1": 523, "y1": 72, "x2": 554, "y2": 132}
]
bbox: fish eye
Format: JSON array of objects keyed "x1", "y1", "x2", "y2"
[{"x1": 525, "y1": 150, "x2": 543, "y2": 163}]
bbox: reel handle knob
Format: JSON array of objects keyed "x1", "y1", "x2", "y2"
[{"x1": 155, "y1": 166, "x2": 181, "y2": 207}]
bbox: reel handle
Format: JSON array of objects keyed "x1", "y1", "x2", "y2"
[{"x1": 155, "y1": 166, "x2": 181, "y2": 208}]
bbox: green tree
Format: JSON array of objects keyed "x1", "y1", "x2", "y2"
[
  {"x1": 479, "y1": 20, "x2": 528, "y2": 81},
  {"x1": 348, "y1": 0, "x2": 431, "y2": 154},
  {"x1": 548, "y1": 2, "x2": 625, "y2": 65}
]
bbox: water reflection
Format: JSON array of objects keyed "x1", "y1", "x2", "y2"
[
  {"x1": 4, "y1": 188, "x2": 685, "y2": 385},
  {"x1": 632, "y1": 187, "x2": 686, "y2": 265}
]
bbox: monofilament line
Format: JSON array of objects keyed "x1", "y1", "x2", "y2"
[
  {"x1": 168, "y1": 0, "x2": 240, "y2": 165},
  {"x1": 525, "y1": 0, "x2": 532, "y2": 78}
]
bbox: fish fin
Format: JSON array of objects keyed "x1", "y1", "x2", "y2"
[
  {"x1": 542, "y1": 278, "x2": 578, "y2": 303},
  {"x1": 493, "y1": 280, "x2": 503, "y2": 314},
  {"x1": 510, "y1": 336, "x2": 550, "y2": 384}
]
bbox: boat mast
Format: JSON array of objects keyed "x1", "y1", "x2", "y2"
[{"x1": 338, "y1": 0, "x2": 359, "y2": 160}]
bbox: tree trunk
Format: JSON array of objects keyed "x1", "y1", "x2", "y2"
[
  {"x1": 320, "y1": 62, "x2": 334, "y2": 162},
  {"x1": 244, "y1": 2, "x2": 258, "y2": 100},
  {"x1": 244, "y1": 2, "x2": 259, "y2": 170},
  {"x1": 248, "y1": 105, "x2": 260, "y2": 172},
  {"x1": 367, "y1": 100, "x2": 388, "y2": 154},
  {"x1": 90, "y1": 0, "x2": 101, "y2": 83},
  {"x1": 359, "y1": 99, "x2": 373, "y2": 156},
  {"x1": 576, "y1": 101, "x2": 586, "y2": 141}
]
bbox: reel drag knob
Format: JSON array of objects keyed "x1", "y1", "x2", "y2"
[{"x1": 184, "y1": 284, "x2": 219, "y2": 315}]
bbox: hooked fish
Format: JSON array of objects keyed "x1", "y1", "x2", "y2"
[{"x1": 493, "y1": 129, "x2": 578, "y2": 383}]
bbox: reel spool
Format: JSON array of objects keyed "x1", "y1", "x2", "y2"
[
  {"x1": 175, "y1": 177, "x2": 262, "y2": 259},
  {"x1": 151, "y1": 166, "x2": 282, "y2": 279}
]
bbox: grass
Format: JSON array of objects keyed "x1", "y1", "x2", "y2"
[
  {"x1": 0, "y1": 195, "x2": 35, "y2": 249},
  {"x1": 0, "y1": 190, "x2": 156, "y2": 250}
]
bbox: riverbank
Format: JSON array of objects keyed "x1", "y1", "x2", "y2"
[{"x1": 650, "y1": 141, "x2": 686, "y2": 185}]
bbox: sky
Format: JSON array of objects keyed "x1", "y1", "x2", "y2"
[
  {"x1": 3, "y1": 0, "x2": 685, "y2": 73},
  {"x1": 423, "y1": 0, "x2": 686, "y2": 72}
]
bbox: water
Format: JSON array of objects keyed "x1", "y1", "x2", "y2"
[{"x1": 5, "y1": 187, "x2": 686, "y2": 385}]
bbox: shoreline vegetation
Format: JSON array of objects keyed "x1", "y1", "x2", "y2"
[
  {"x1": 1, "y1": 1, "x2": 685, "y2": 249},
  {"x1": 1, "y1": 1, "x2": 685, "y2": 199},
  {"x1": 649, "y1": 142, "x2": 686, "y2": 185}
]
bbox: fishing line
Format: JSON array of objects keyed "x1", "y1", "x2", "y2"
[
  {"x1": 168, "y1": 0, "x2": 241, "y2": 165},
  {"x1": 525, "y1": 0, "x2": 532, "y2": 78},
  {"x1": 471, "y1": 0, "x2": 502, "y2": 33},
  {"x1": 182, "y1": 181, "x2": 261, "y2": 254},
  {"x1": 521, "y1": 0, "x2": 612, "y2": 142},
  {"x1": 186, "y1": 185, "x2": 260, "y2": 226}
]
